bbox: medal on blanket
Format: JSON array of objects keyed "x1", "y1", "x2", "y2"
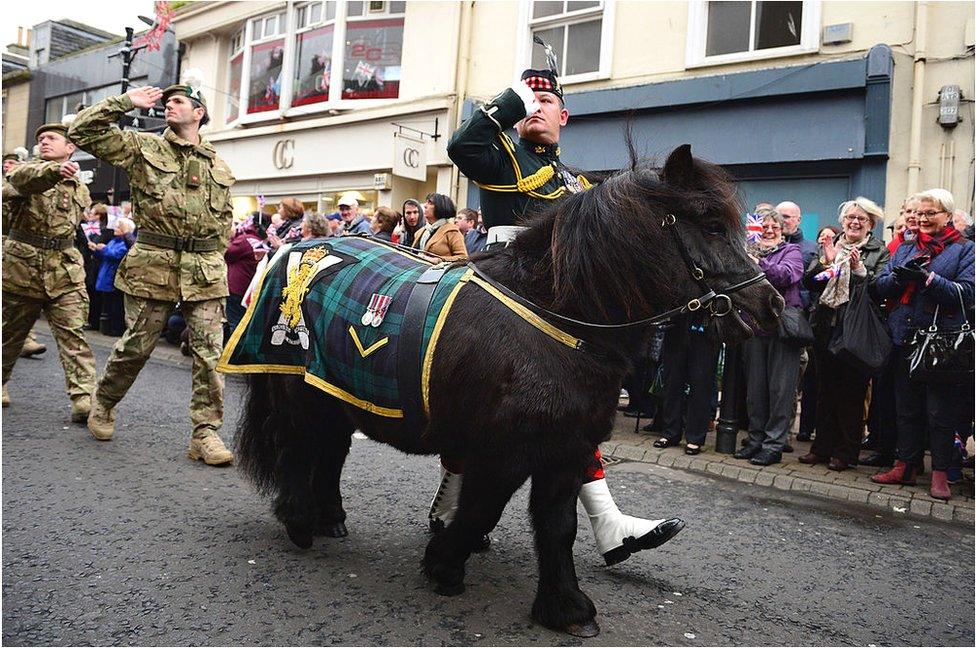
[{"x1": 361, "y1": 293, "x2": 393, "y2": 328}]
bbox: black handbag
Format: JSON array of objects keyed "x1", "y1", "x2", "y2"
[
  {"x1": 827, "y1": 284, "x2": 892, "y2": 375},
  {"x1": 777, "y1": 305, "x2": 814, "y2": 347},
  {"x1": 906, "y1": 284, "x2": 974, "y2": 384}
]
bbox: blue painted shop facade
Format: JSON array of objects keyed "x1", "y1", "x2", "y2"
[{"x1": 464, "y1": 44, "x2": 893, "y2": 240}]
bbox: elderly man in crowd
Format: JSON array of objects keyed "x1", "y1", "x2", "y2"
[{"x1": 338, "y1": 192, "x2": 371, "y2": 235}]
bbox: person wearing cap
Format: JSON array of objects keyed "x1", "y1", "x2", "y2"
[
  {"x1": 3, "y1": 152, "x2": 50, "y2": 360},
  {"x1": 435, "y1": 67, "x2": 684, "y2": 566},
  {"x1": 1, "y1": 122, "x2": 97, "y2": 417},
  {"x1": 338, "y1": 192, "x2": 371, "y2": 235},
  {"x1": 68, "y1": 82, "x2": 237, "y2": 466}
]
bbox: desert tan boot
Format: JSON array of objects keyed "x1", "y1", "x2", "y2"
[
  {"x1": 19, "y1": 334, "x2": 47, "y2": 358},
  {"x1": 87, "y1": 398, "x2": 116, "y2": 441},
  {"x1": 188, "y1": 435, "x2": 234, "y2": 466},
  {"x1": 2, "y1": 384, "x2": 9, "y2": 407},
  {"x1": 70, "y1": 395, "x2": 92, "y2": 423}
]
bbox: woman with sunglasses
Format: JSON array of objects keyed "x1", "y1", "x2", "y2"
[
  {"x1": 799, "y1": 198, "x2": 889, "y2": 471},
  {"x1": 871, "y1": 188, "x2": 974, "y2": 500}
]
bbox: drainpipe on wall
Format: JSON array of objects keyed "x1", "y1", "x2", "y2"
[
  {"x1": 450, "y1": 1, "x2": 474, "y2": 204},
  {"x1": 907, "y1": 0, "x2": 928, "y2": 193}
]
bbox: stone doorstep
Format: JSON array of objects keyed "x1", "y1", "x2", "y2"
[{"x1": 601, "y1": 437, "x2": 974, "y2": 528}]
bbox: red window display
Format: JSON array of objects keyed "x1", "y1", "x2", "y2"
[
  {"x1": 341, "y1": 18, "x2": 403, "y2": 100},
  {"x1": 248, "y1": 39, "x2": 285, "y2": 113},
  {"x1": 293, "y1": 25, "x2": 335, "y2": 107}
]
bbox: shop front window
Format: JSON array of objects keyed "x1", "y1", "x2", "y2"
[{"x1": 342, "y1": 17, "x2": 403, "y2": 100}]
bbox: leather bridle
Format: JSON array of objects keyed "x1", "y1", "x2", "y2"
[{"x1": 463, "y1": 212, "x2": 767, "y2": 332}]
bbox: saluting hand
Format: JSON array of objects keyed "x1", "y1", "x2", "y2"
[
  {"x1": 127, "y1": 86, "x2": 163, "y2": 109},
  {"x1": 59, "y1": 161, "x2": 80, "y2": 178}
]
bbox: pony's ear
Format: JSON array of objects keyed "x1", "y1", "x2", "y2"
[{"x1": 662, "y1": 144, "x2": 697, "y2": 188}]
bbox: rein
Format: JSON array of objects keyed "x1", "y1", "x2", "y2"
[{"x1": 463, "y1": 213, "x2": 766, "y2": 333}]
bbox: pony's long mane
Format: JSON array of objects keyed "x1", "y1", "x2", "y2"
[{"x1": 538, "y1": 155, "x2": 741, "y2": 324}]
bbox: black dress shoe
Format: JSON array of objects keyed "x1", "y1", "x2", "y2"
[
  {"x1": 861, "y1": 436, "x2": 878, "y2": 451},
  {"x1": 782, "y1": 443, "x2": 794, "y2": 454},
  {"x1": 684, "y1": 444, "x2": 702, "y2": 455},
  {"x1": 859, "y1": 452, "x2": 892, "y2": 467},
  {"x1": 622, "y1": 409, "x2": 653, "y2": 419},
  {"x1": 603, "y1": 518, "x2": 686, "y2": 566},
  {"x1": 642, "y1": 421, "x2": 663, "y2": 433},
  {"x1": 733, "y1": 444, "x2": 761, "y2": 460},
  {"x1": 795, "y1": 432, "x2": 812, "y2": 442},
  {"x1": 750, "y1": 449, "x2": 782, "y2": 466},
  {"x1": 652, "y1": 437, "x2": 679, "y2": 449}
]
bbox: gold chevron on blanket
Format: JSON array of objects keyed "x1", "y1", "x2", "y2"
[{"x1": 348, "y1": 326, "x2": 389, "y2": 358}]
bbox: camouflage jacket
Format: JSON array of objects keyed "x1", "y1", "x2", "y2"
[
  {"x1": 68, "y1": 94, "x2": 236, "y2": 302},
  {"x1": 447, "y1": 87, "x2": 591, "y2": 229},
  {"x1": 2, "y1": 162, "x2": 91, "y2": 300}
]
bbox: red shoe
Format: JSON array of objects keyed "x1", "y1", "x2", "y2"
[
  {"x1": 930, "y1": 470, "x2": 951, "y2": 501},
  {"x1": 871, "y1": 460, "x2": 917, "y2": 486}
]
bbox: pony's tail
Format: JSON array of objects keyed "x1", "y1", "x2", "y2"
[{"x1": 235, "y1": 373, "x2": 283, "y2": 495}]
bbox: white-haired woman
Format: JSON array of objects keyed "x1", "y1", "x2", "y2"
[
  {"x1": 799, "y1": 197, "x2": 890, "y2": 471},
  {"x1": 872, "y1": 188, "x2": 974, "y2": 500}
]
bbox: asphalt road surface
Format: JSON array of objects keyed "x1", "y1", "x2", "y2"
[{"x1": 3, "y1": 338, "x2": 974, "y2": 646}]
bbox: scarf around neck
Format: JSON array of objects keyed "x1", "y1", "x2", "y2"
[
  {"x1": 898, "y1": 225, "x2": 962, "y2": 305},
  {"x1": 819, "y1": 234, "x2": 870, "y2": 309},
  {"x1": 418, "y1": 218, "x2": 447, "y2": 250},
  {"x1": 749, "y1": 239, "x2": 784, "y2": 258}
]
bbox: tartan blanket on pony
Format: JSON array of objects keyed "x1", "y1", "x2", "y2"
[{"x1": 218, "y1": 237, "x2": 471, "y2": 418}]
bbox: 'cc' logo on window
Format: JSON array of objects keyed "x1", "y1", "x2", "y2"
[
  {"x1": 402, "y1": 146, "x2": 420, "y2": 168},
  {"x1": 272, "y1": 139, "x2": 295, "y2": 170}
]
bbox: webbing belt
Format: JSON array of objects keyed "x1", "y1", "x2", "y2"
[
  {"x1": 138, "y1": 230, "x2": 221, "y2": 252},
  {"x1": 398, "y1": 265, "x2": 448, "y2": 433},
  {"x1": 8, "y1": 229, "x2": 74, "y2": 250}
]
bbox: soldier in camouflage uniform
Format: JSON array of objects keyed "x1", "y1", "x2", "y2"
[
  {"x1": 3, "y1": 153, "x2": 50, "y2": 362},
  {"x1": 68, "y1": 84, "x2": 235, "y2": 465},
  {"x1": 1, "y1": 124, "x2": 97, "y2": 419}
]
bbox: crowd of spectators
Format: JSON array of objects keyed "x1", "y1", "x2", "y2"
[
  {"x1": 77, "y1": 187, "x2": 972, "y2": 501},
  {"x1": 626, "y1": 189, "x2": 974, "y2": 502}
]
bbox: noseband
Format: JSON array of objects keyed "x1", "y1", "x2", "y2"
[{"x1": 462, "y1": 212, "x2": 766, "y2": 334}]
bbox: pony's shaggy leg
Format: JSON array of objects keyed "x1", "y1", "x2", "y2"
[
  {"x1": 529, "y1": 467, "x2": 599, "y2": 637},
  {"x1": 311, "y1": 422, "x2": 353, "y2": 538},
  {"x1": 423, "y1": 461, "x2": 527, "y2": 596}
]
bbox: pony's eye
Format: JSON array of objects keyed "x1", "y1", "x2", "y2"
[{"x1": 704, "y1": 226, "x2": 725, "y2": 236}]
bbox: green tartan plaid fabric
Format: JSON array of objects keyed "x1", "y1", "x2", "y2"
[{"x1": 223, "y1": 237, "x2": 468, "y2": 416}]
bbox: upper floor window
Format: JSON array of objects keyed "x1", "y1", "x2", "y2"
[
  {"x1": 520, "y1": 1, "x2": 614, "y2": 84},
  {"x1": 226, "y1": 1, "x2": 405, "y2": 126},
  {"x1": 686, "y1": 0, "x2": 820, "y2": 68}
]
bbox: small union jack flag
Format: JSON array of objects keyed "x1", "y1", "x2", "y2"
[
  {"x1": 745, "y1": 213, "x2": 764, "y2": 243},
  {"x1": 814, "y1": 264, "x2": 843, "y2": 282}
]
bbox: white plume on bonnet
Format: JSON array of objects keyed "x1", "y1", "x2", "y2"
[{"x1": 13, "y1": 147, "x2": 29, "y2": 161}]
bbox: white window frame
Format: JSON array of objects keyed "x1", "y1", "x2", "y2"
[
  {"x1": 225, "y1": 1, "x2": 406, "y2": 128},
  {"x1": 685, "y1": 0, "x2": 821, "y2": 69},
  {"x1": 226, "y1": 29, "x2": 245, "y2": 124},
  {"x1": 516, "y1": 0, "x2": 615, "y2": 86}
]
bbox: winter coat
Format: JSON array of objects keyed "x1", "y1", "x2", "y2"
[
  {"x1": 873, "y1": 237, "x2": 975, "y2": 346},
  {"x1": 95, "y1": 236, "x2": 131, "y2": 293}
]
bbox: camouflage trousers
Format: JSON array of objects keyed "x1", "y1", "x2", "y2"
[
  {"x1": 2, "y1": 288, "x2": 97, "y2": 401},
  {"x1": 96, "y1": 295, "x2": 225, "y2": 438}
]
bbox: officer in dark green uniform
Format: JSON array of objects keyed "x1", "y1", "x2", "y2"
[
  {"x1": 447, "y1": 68, "x2": 591, "y2": 235},
  {"x1": 437, "y1": 66, "x2": 685, "y2": 566}
]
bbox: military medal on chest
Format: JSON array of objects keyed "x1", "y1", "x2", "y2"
[{"x1": 361, "y1": 293, "x2": 393, "y2": 327}]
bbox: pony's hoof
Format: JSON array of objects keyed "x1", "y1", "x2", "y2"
[
  {"x1": 318, "y1": 521, "x2": 348, "y2": 538},
  {"x1": 566, "y1": 620, "x2": 600, "y2": 638},
  {"x1": 430, "y1": 579, "x2": 465, "y2": 597},
  {"x1": 286, "y1": 524, "x2": 314, "y2": 549}
]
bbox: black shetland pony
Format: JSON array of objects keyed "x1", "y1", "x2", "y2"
[{"x1": 235, "y1": 145, "x2": 783, "y2": 637}]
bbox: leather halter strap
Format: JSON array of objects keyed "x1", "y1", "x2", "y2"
[{"x1": 463, "y1": 212, "x2": 765, "y2": 334}]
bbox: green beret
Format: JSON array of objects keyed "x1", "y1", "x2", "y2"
[
  {"x1": 162, "y1": 84, "x2": 207, "y2": 109},
  {"x1": 3, "y1": 153, "x2": 18, "y2": 162},
  {"x1": 35, "y1": 123, "x2": 69, "y2": 141}
]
